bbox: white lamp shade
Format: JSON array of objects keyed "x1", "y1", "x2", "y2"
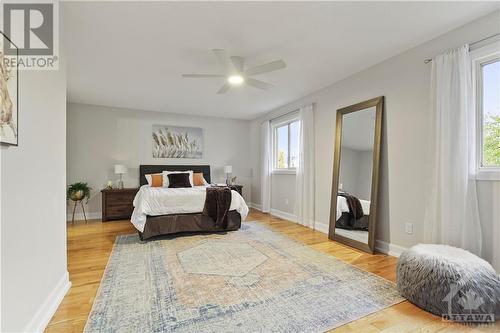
[
  {"x1": 114, "y1": 164, "x2": 128, "y2": 175},
  {"x1": 224, "y1": 165, "x2": 232, "y2": 174}
]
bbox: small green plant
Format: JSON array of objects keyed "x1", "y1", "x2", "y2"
[
  {"x1": 278, "y1": 150, "x2": 286, "y2": 168},
  {"x1": 231, "y1": 176, "x2": 237, "y2": 184},
  {"x1": 483, "y1": 114, "x2": 500, "y2": 166},
  {"x1": 67, "y1": 182, "x2": 92, "y2": 203}
]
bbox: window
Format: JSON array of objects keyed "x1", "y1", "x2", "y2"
[
  {"x1": 472, "y1": 42, "x2": 500, "y2": 180},
  {"x1": 480, "y1": 59, "x2": 500, "y2": 167},
  {"x1": 273, "y1": 118, "x2": 300, "y2": 172}
]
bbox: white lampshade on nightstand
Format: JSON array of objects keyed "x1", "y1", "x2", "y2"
[
  {"x1": 224, "y1": 165, "x2": 233, "y2": 185},
  {"x1": 114, "y1": 164, "x2": 128, "y2": 175},
  {"x1": 114, "y1": 164, "x2": 128, "y2": 189}
]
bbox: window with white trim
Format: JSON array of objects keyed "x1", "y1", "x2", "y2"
[
  {"x1": 472, "y1": 42, "x2": 500, "y2": 180},
  {"x1": 272, "y1": 117, "x2": 300, "y2": 172}
]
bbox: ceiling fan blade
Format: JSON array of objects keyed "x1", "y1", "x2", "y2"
[
  {"x1": 230, "y1": 56, "x2": 244, "y2": 73},
  {"x1": 246, "y1": 78, "x2": 274, "y2": 90},
  {"x1": 182, "y1": 74, "x2": 225, "y2": 78},
  {"x1": 217, "y1": 83, "x2": 231, "y2": 94},
  {"x1": 245, "y1": 60, "x2": 286, "y2": 76}
]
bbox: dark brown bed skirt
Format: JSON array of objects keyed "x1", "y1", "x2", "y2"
[
  {"x1": 138, "y1": 210, "x2": 242, "y2": 240},
  {"x1": 335, "y1": 212, "x2": 369, "y2": 231}
]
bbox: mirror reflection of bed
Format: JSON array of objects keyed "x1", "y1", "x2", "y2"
[
  {"x1": 329, "y1": 96, "x2": 383, "y2": 253},
  {"x1": 335, "y1": 106, "x2": 375, "y2": 245}
]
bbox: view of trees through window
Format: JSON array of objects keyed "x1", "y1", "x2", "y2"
[
  {"x1": 482, "y1": 59, "x2": 500, "y2": 167},
  {"x1": 275, "y1": 120, "x2": 300, "y2": 169}
]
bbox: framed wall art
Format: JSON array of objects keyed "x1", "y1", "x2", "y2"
[{"x1": 0, "y1": 31, "x2": 19, "y2": 146}]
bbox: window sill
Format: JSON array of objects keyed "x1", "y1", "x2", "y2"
[
  {"x1": 475, "y1": 169, "x2": 500, "y2": 181},
  {"x1": 272, "y1": 169, "x2": 296, "y2": 175}
]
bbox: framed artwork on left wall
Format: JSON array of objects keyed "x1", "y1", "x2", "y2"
[{"x1": 0, "y1": 31, "x2": 19, "y2": 146}]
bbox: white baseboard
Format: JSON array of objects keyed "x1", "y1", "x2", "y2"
[
  {"x1": 67, "y1": 211, "x2": 102, "y2": 222},
  {"x1": 313, "y1": 221, "x2": 329, "y2": 234},
  {"x1": 374, "y1": 240, "x2": 407, "y2": 257},
  {"x1": 249, "y1": 202, "x2": 262, "y2": 211},
  {"x1": 270, "y1": 208, "x2": 297, "y2": 223},
  {"x1": 304, "y1": 221, "x2": 407, "y2": 257},
  {"x1": 247, "y1": 204, "x2": 408, "y2": 257},
  {"x1": 249, "y1": 204, "x2": 297, "y2": 223},
  {"x1": 23, "y1": 271, "x2": 71, "y2": 333}
]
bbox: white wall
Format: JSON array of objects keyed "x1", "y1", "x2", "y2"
[
  {"x1": 250, "y1": 11, "x2": 500, "y2": 265},
  {"x1": 356, "y1": 151, "x2": 373, "y2": 201},
  {"x1": 0, "y1": 65, "x2": 68, "y2": 329},
  {"x1": 67, "y1": 103, "x2": 252, "y2": 217},
  {"x1": 339, "y1": 148, "x2": 360, "y2": 195},
  {"x1": 339, "y1": 147, "x2": 373, "y2": 201},
  {"x1": 270, "y1": 174, "x2": 296, "y2": 214}
]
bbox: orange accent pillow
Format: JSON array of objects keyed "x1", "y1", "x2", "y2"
[
  {"x1": 193, "y1": 173, "x2": 206, "y2": 186},
  {"x1": 151, "y1": 174, "x2": 163, "y2": 187}
]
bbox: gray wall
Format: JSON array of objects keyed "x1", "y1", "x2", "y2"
[
  {"x1": 270, "y1": 174, "x2": 296, "y2": 214},
  {"x1": 1, "y1": 62, "x2": 68, "y2": 329},
  {"x1": 67, "y1": 103, "x2": 252, "y2": 216},
  {"x1": 356, "y1": 151, "x2": 373, "y2": 201},
  {"x1": 339, "y1": 147, "x2": 360, "y2": 195},
  {"x1": 339, "y1": 147, "x2": 372, "y2": 201},
  {"x1": 249, "y1": 11, "x2": 500, "y2": 267}
]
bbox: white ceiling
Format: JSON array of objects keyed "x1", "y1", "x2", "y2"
[{"x1": 62, "y1": 2, "x2": 499, "y2": 120}]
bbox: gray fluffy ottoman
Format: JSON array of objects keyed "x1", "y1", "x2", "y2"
[{"x1": 397, "y1": 244, "x2": 500, "y2": 321}]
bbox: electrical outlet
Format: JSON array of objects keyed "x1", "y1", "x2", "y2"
[
  {"x1": 285, "y1": 198, "x2": 289, "y2": 205},
  {"x1": 405, "y1": 223, "x2": 414, "y2": 234}
]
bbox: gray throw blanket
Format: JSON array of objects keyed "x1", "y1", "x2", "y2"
[{"x1": 203, "y1": 186, "x2": 232, "y2": 228}]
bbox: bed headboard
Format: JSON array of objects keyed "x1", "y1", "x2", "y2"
[{"x1": 139, "y1": 165, "x2": 211, "y2": 186}]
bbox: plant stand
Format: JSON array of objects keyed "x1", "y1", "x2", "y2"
[{"x1": 71, "y1": 199, "x2": 87, "y2": 224}]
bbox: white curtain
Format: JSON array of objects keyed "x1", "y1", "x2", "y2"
[
  {"x1": 493, "y1": 185, "x2": 500, "y2": 272},
  {"x1": 295, "y1": 104, "x2": 315, "y2": 228},
  {"x1": 260, "y1": 120, "x2": 271, "y2": 213},
  {"x1": 424, "y1": 45, "x2": 482, "y2": 255}
]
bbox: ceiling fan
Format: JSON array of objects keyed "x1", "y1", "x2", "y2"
[{"x1": 182, "y1": 49, "x2": 287, "y2": 94}]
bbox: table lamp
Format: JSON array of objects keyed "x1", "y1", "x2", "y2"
[
  {"x1": 114, "y1": 164, "x2": 128, "y2": 189},
  {"x1": 224, "y1": 165, "x2": 232, "y2": 185}
]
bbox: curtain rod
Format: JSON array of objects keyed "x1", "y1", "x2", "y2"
[
  {"x1": 269, "y1": 108, "x2": 300, "y2": 123},
  {"x1": 424, "y1": 32, "x2": 500, "y2": 64},
  {"x1": 258, "y1": 108, "x2": 298, "y2": 125},
  {"x1": 261, "y1": 102, "x2": 315, "y2": 124}
]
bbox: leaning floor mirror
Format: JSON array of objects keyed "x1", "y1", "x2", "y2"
[{"x1": 329, "y1": 96, "x2": 384, "y2": 253}]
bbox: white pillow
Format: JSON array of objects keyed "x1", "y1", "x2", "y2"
[
  {"x1": 145, "y1": 173, "x2": 162, "y2": 186},
  {"x1": 162, "y1": 170, "x2": 194, "y2": 187}
]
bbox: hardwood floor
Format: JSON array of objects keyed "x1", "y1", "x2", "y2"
[{"x1": 46, "y1": 209, "x2": 499, "y2": 332}]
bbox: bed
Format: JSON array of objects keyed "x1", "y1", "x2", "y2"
[
  {"x1": 131, "y1": 165, "x2": 249, "y2": 240},
  {"x1": 335, "y1": 195, "x2": 370, "y2": 230}
]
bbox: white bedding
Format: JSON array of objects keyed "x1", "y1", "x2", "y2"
[
  {"x1": 336, "y1": 196, "x2": 370, "y2": 220},
  {"x1": 131, "y1": 185, "x2": 249, "y2": 232}
]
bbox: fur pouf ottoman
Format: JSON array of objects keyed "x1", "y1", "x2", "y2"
[{"x1": 397, "y1": 244, "x2": 500, "y2": 321}]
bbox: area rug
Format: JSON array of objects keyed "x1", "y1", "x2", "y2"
[{"x1": 84, "y1": 223, "x2": 403, "y2": 332}]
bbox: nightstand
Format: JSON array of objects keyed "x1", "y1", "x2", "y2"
[
  {"x1": 101, "y1": 188, "x2": 138, "y2": 222},
  {"x1": 229, "y1": 185, "x2": 243, "y2": 196}
]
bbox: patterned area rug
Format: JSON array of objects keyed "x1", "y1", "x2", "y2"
[{"x1": 84, "y1": 223, "x2": 403, "y2": 332}]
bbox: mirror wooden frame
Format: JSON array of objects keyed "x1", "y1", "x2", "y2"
[{"x1": 328, "y1": 96, "x2": 384, "y2": 254}]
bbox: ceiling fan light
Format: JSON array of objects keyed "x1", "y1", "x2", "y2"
[{"x1": 227, "y1": 75, "x2": 244, "y2": 85}]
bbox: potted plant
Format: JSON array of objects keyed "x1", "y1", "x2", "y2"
[{"x1": 67, "y1": 182, "x2": 92, "y2": 203}]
